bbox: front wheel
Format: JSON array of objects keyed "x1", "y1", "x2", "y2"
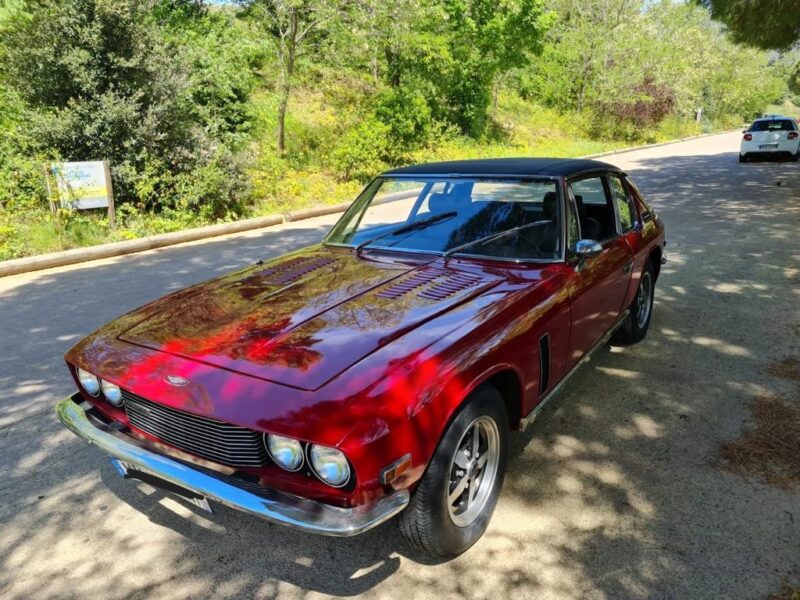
[
  {"x1": 614, "y1": 261, "x2": 655, "y2": 345},
  {"x1": 398, "y1": 385, "x2": 508, "y2": 557}
]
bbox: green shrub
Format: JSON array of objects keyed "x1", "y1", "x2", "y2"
[
  {"x1": 1, "y1": 0, "x2": 257, "y2": 218},
  {"x1": 374, "y1": 86, "x2": 433, "y2": 155},
  {"x1": 331, "y1": 118, "x2": 392, "y2": 182}
]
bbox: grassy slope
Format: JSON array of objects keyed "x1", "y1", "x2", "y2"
[
  {"x1": 764, "y1": 99, "x2": 800, "y2": 119},
  {"x1": 3, "y1": 84, "x2": 707, "y2": 260}
]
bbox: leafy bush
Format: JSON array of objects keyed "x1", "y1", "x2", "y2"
[
  {"x1": 331, "y1": 118, "x2": 392, "y2": 181},
  {"x1": 374, "y1": 86, "x2": 433, "y2": 155},
  {"x1": 0, "y1": 87, "x2": 47, "y2": 214},
  {"x1": 596, "y1": 77, "x2": 677, "y2": 131},
  {"x1": 1, "y1": 0, "x2": 257, "y2": 218}
]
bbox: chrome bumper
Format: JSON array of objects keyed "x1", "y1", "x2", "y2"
[{"x1": 55, "y1": 394, "x2": 409, "y2": 537}]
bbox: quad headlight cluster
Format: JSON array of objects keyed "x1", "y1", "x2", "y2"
[
  {"x1": 264, "y1": 433, "x2": 351, "y2": 488},
  {"x1": 76, "y1": 367, "x2": 123, "y2": 407},
  {"x1": 76, "y1": 365, "x2": 351, "y2": 487}
]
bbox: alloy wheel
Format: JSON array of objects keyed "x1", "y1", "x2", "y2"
[
  {"x1": 636, "y1": 271, "x2": 653, "y2": 329},
  {"x1": 446, "y1": 416, "x2": 500, "y2": 527}
]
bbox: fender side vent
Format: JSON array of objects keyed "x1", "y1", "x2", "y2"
[
  {"x1": 418, "y1": 273, "x2": 482, "y2": 301},
  {"x1": 377, "y1": 269, "x2": 442, "y2": 299},
  {"x1": 258, "y1": 256, "x2": 334, "y2": 285},
  {"x1": 539, "y1": 333, "x2": 550, "y2": 395}
]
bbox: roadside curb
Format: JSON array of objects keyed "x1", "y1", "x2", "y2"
[
  {"x1": 0, "y1": 202, "x2": 350, "y2": 278},
  {"x1": 1, "y1": 129, "x2": 739, "y2": 278},
  {"x1": 581, "y1": 128, "x2": 740, "y2": 160}
]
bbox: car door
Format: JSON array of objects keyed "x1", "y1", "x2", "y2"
[{"x1": 566, "y1": 173, "x2": 634, "y2": 363}]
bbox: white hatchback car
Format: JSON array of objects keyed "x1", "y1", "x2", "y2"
[{"x1": 740, "y1": 116, "x2": 799, "y2": 162}]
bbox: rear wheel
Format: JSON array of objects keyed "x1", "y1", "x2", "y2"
[
  {"x1": 398, "y1": 385, "x2": 508, "y2": 557},
  {"x1": 614, "y1": 261, "x2": 655, "y2": 345},
  {"x1": 738, "y1": 154, "x2": 747, "y2": 163}
]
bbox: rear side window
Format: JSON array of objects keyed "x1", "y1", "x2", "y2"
[
  {"x1": 749, "y1": 120, "x2": 797, "y2": 132},
  {"x1": 571, "y1": 177, "x2": 607, "y2": 205},
  {"x1": 624, "y1": 176, "x2": 654, "y2": 221},
  {"x1": 609, "y1": 174, "x2": 636, "y2": 232}
]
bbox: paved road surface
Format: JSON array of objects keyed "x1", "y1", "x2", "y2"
[{"x1": 1, "y1": 132, "x2": 799, "y2": 599}]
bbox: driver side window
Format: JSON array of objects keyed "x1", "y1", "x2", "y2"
[{"x1": 569, "y1": 176, "x2": 617, "y2": 241}]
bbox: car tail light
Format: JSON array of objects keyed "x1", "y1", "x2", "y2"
[
  {"x1": 743, "y1": 133, "x2": 752, "y2": 141},
  {"x1": 788, "y1": 132, "x2": 798, "y2": 140}
]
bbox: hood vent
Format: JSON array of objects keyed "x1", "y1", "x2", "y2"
[
  {"x1": 257, "y1": 256, "x2": 335, "y2": 286},
  {"x1": 377, "y1": 269, "x2": 442, "y2": 299},
  {"x1": 418, "y1": 272, "x2": 482, "y2": 301},
  {"x1": 377, "y1": 269, "x2": 482, "y2": 301}
]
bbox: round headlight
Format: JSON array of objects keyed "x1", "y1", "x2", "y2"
[
  {"x1": 266, "y1": 434, "x2": 304, "y2": 472},
  {"x1": 308, "y1": 445, "x2": 351, "y2": 487},
  {"x1": 100, "y1": 380, "x2": 123, "y2": 407},
  {"x1": 77, "y1": 368, "x2": 100, "y2": 396}
]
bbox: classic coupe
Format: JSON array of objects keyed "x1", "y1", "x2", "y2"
[{"x1": 57, "y1": 158, "x2": 665, "y2": 557}]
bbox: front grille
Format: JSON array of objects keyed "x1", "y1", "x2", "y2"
[{"x1": 122, "y1": 391, "x2": 268, "y2": 467}]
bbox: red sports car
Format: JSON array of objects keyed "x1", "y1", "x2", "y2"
[{"x1": 57, "y1": 158, "x2": 665, "y2": 556}]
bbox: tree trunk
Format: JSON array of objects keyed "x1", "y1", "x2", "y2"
[
  {"x1": 576, "y1": 55, "x2": 593, "y2": 114},
  {"x1": 277, "y1": 8, "x2": 298, "y2": 155},
  {"x1": 384, "y1": 46, "x2": 401, "y2": 88}
]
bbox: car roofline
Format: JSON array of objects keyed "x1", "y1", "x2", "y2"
[
  {"x1": 383, "y1": 173, "x2": 563, "y2": 180},
  {"x1": 381, "y1": 157, "x2": 621, "y2": 179},
  {"x1": 382, "y1": 167, "x2": 626, "y2": 181}
]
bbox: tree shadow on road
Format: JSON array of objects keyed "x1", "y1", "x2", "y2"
[{"x1": 2, "y1": 150, "x2": 800, "y2": 598}]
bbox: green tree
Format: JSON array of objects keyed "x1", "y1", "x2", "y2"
[
  {"x1": 519, "y1": 0, "x2": 786, "y2": 135},
  {"x1": 346, "y1": 0, "x2": 552, "y2": 135},
  {"x1": 703, "y1": 0, "x2": 800, "y2": 50},
  {"x1": 239, "y1": 0, "x2": 343, "y2": 154},
  {"x1": 0, "y1": 0, "x2": 256, "y2": 216}
]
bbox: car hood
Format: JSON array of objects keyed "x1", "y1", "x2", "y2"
[{"x1": 117, "y1": 247, "x2": 502, "y2": 391}]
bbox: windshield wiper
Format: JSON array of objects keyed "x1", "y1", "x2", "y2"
[
  {"x1": 443, "y1": 220, "x2": 549, "y2": 259},
  {"x1": 355, "y1": 211, "x2": 458, "y2": 255}
]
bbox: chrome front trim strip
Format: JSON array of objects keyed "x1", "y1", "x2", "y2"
[
  {"x1": 519, "y1": 309, "x2": 631, "y2": 431},
  {"x1": 56, "y1": 395, "x2": 410, "y2": 537}
]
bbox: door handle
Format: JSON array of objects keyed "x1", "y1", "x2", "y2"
[{"x1": 623, "y1": 261, "x2": 633, "y2": 275}]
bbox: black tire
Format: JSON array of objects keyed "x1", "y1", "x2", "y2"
[
  {"x1": 398, "y1": 385, "x2": 509, "y2": 557},
  {"x1": 738, "y1": 154, "x2": 747, "y2": 163},
  {"x1": 791, "y1": 152, "x2": 799, "y2": 162},
  {"x1": 614, "y1": 261, "x2": 655, "y2": 345}
]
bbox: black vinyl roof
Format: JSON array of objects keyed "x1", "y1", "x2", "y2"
[{"x1": 383, "y1": 157, "x2": 619, "y2": 178}]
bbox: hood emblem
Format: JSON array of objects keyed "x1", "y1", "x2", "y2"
[{"x1": 165, "y1": 375, "x2": 190, "y2": 387}]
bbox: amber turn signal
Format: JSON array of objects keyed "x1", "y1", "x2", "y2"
[{"x1": 380, "y1": 453, "x2": 412, "y2": 485}]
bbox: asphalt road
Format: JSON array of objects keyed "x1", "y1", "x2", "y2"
[{"x1": 1, "y1": 132, "x2": 799, "y2": 600}]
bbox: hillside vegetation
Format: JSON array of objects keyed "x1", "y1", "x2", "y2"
[{"x1": 0, "y1": 0, "x2": 795, "y2": 260}]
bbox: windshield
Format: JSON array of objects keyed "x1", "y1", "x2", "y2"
[{"x1": 325, "y1": 177, "x2": 562, "y2": 261}]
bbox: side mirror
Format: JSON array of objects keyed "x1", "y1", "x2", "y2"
[
  {"x1": 742, "y1": 129, "x2": 748, "y2": 134},
  {"x1": 574, "y1": 239, "x2": 603, "y2": 258}
]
